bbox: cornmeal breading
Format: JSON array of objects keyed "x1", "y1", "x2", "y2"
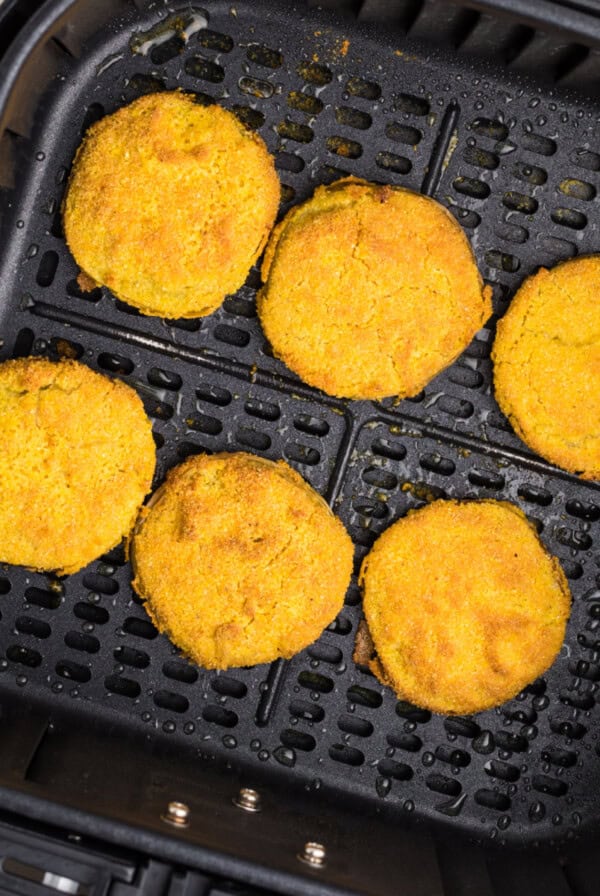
[
  {"x1": 0, "y1": 358, "x2": 155, "y2": 575},
  {"x1": 130, "y1": 452, "x2": 353, "y2": 669},
  {"x1": 359, "y1": 500, "x2": 570, "y2": 715},
  {"x1": 493, "y1": 256, "x2": 600, "y2": 479},
  {"x1": 257, "y1": 177, "x2": 492, "y2": 400},
  {"x1": 63, "y1": 92, "x2": 280, "y2": 318}
]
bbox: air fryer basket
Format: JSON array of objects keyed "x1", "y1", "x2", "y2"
[{"x1": 1, "y1": 0, "x2": 600, "y2": 890}]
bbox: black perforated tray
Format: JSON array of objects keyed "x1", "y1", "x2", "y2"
[{"x1": 1, "y1": 0, "x2": 600, "y2": 849}]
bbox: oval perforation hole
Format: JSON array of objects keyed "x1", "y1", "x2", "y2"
[
  {"x1": 186, "y1": 413, "x2": 222, "y2": 436},
  {"x1": 518, "y1": 485, "x2": 552, "y2": 506},
  {"x1": 361, "y1": 466, "x2": 398, "y2": 490},
  {"x1": 184, "y1": 57, "x2": 224, "y2": 82},
  {"x1": 352, "y1": 497, "x2": 388, "y2": 520},
  {"x1": 202, "y1": 704, "x2": 238, "y2": 727},
  {"x1": 236, "y1": 426, "x2": 271, "y2": 451},
  {"x1": 80, "y1": 102, "x2": 104, "y2": 133},
  {"x1": 570, "y1": 148, "x2": 600, "y2": 171},
  {"x1": 247, "y1": 44, "x2": 282, "y2": 68},
  {"x1": 426, "y1": 775, "x2": 461, "y2": 796},
  {"x1": 502, "y1": 191, "x2": 538, "y2": 214},
  {"x1": 307, "y1": 643, "x2": 342, "y2": 665},
  {"x1": 387, "y1": 732, "x2": 423, "y2": 752},
  {"x1": 346, "y1": 76, "x2": 380, "y2": 99},
  {"x1": 105, "y1": 675, "x2": 140, "y2": 698},
  {"x1": 512, "y1": 162, "x2": 547, "y2": 185},
  {"x1": 154, "y1": 690, "x2": 189, "y2": 713},
  {"x1": 56, "y1": 660, "x2": 90, "y2": 682},
  {"x1": 275, "y1": 152, "x2": 305, "y2": 173},
  {"x1": 25, "y1": 587, "x2": 60, "y2": 610},
  {"x1": 385, "y1": 122, "x2": 421, "y2": 145},
  {"x1": 453, "y1": 176, "x2": 490, "y2": 199},
  {"x1": 287, "y1": 91, "x2": 323, "y2": 115},
  {"x1": 114, "y1": 646, "x2": 150, "y2": 669},
  {"x1": 521, "y1": 132, "x2": 556, "y2": 156},
  {"x1": 435, "y1": 746, "x2": 470, "y2": 767},
  {"x1": 98, "y1": 353, "x2": 133, "y2": 375},
  {"x1": 419, "y1": 453, "x2": 455, "y2": 476},
  {"x1": 471, "y1": 117, "x2": 508, "y2": 140},
  {"x1": 326, "y1": 136, "x2": 362, "y2": 159},
  {"x1": 294, "y1": 414, "x2": 329, "y2": 437},
  {"x1": 396, "y1": 701, "x2": 431, "y2": 724},
  {"x1": 438, "y1": 396, "x2": 474, "y2": 419},
  {"x1": 213, "y1": 324, "x2": 250, "y2": 347},
  {"x1": 0, "y1": 578, "x2": 11, "y2": 595},
  {"x1": 196, "y1": 383, "x2": 231, "y2": 406},
  {"x1": 485, "y1": 250, "x2": 520, "y2": 273},
  {"x1": 7, "y1": 644, "x2": 41, "y2": 667},
  {"x1": 371, "y1": 437, "x2": 406, "y2": 461},
  {"x1": 450, "y1": 207, "x2": 481, "y2": 229},
  {"x1": 551, "y1": 208, "x2": 587, "y2": 230},
  {"x1": 238, "y1": 76, "x2": 274, "y2": 99},
  {"x1": 36, "y1": 251, "x2": 59, "y2": 287},
  {"x1": 328, "y1": 615, "x2": 352, "y2": 636},
  {"x1": 123, "y1": 617, "x2": 158, "y2": 640},
  {"x1": 224, "y1": 297, "x2": 256, "y2": 318},
  {"x1": 475, "y1": 789, "x2": 510, "y2": 811},
  {"x1": 211, "y1": 676, "x2": 247, "y2": 698},
  {"x1": 559, "y1": 178, "x2": 596, "y2": 201},
  {"x1": 73, "y1": 603, "x2": 109, "y2": 624},
  {"x1": 443, "y1": 717, "x2": 481, "y2": 738},
  {"x1": 375, "y1": 151, "x2": 411, "y2": 175},
  {"x1": 565, "y1": 499, "x2": 599, "y2": 521},
  {"x1": 329, "y1": 744, "x2": 364, "y2": 766},
  {"x1": 347, "y1": 685, "x2": 382, "y2": 709},
  {"x1": 378, "y1": 759, "x2": 412, "y2": 780},
  {"x1": 232, "y1": 105, "x2": 265, "y2": 131},
  {"x1": 166, "y1": 316, "x2": 201, "y2": 332},
  {"x1": 555, "y1": 527, "x2": 592, "y2": 551},
  {"x1": 245, "y1": 399, "x2": 280, "y2": 422},
  {"x1": 281, "y1": 184, "x2": 296, "y2": 204},
  {"x1": 289, "y1": 699, "x2": 325, "y2": 722},
  {"x1": 484, "y1": 760, "x2": 520, "y2": 782},
  {"x1": 494, "y1": 222, "x2": 528, "y2": 244},
  {"x1": 468, "y1": 468, "x2": 505, "y2": 490},
  {"x1": 64, "y1": 631, "x2": 99, "y2": 653},
  {"x1": 82, "y1": 573, "x2": 118, "y2": 596},
  {"x1": 147, "y1": 367, "x2": 182, "y2": 391},
  {"x1": 336, "y1": 106, "x2": 372, "y2": 130},
  {"x1": 15, "y1": 617, "x2": 51, "y2": 639},
  {"x1": 280, "y1": 729, "x2": 316, "y2": 751},
  {"x1": 532, "y1": 775, "x2": 568, "y2": 797},
  {"x1": 285, "y1": 443, "x2": 320, "y2": 466},
  {"x1": 495, "y1": 731, "x2": 528, "y2": 752},
  {"x1": 541, "y1": 746, "x2": 577, "y2": 768},
  {"x1": 277, "y1": 120, "x2": 313, "y2": 143},
  {"x1": 338, "y1": 714, "x2": 373, "y2": 738},
  {"x1": 549, "y1": 718, "x2": 586, "y2": 739},
  {"x1": 297, "y1": 60, "x2": 332, "y2": 85},
  {"x1": 448, "y1": 366, "x2": 483, "y2": 389},
  {"x1": 298, "y1": 670, "x2": 333, "y2": 693},
  {"x1": 464, "y1": 146, "x2": 499, "y2": 170},
  {"x1": 163, "y1": 660, "x2": 198, "y2": 684}
]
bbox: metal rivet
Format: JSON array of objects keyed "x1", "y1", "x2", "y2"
[
  {"x1": 233, "y1": 787, "x2": 262, "y2": 813},
  {"x1": 298, "y1": 841, "x2": 326, "y2": 867},
  {"x1": 161, "y1": 801, "x2": 190, "y2": 827}
]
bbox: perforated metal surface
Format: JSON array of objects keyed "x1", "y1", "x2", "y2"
[{"x1": 1, "y1": 0, "x2": 600, "y2": 847}]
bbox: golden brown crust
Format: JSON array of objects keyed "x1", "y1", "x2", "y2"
[
  {"x1": 63, "y1": 92, "x2": 280, "y2": 318},
  {"x1": 130, "y1": 452, "x2": 354, "y2": 669},
  {"x1": 257, "y1": 177, "x2": 492, "y2": 400},
  {"x1": 492, "y1": 256, "x2": 600, "y2": 479},
  {"x1": 0, "y1": 358, "x2": 156, "y2": 575},
  {"x1": 359, "y1": 499, "x2": 571, "y2": 715}
]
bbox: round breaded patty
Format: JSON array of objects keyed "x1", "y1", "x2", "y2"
[
  {"x1": 257, "y1": 177, "x2": 492, "y2": 400},
  {"x1": 360, "y1": 500, "x2": 570, "y2": 715},
  {"x1": 0, "y1": 358, "x2": 155, "y2": 576},
  {"x1": 130, "y1": 452, "x2": 353, "y2": 669},
  {"x1": 493, "y1": 256, "x2": 600, "y2": 479},
  {"x1": 63, "y1": 92, "x2": 280, "y2": 318}
]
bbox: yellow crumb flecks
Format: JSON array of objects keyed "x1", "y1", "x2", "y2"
[
  {"x1": 257, "y1": 176, "x2": 492, "y2": 400},
  {"x1": 63, "y1": 92, "x2": 280, "y2": 318},
  {"x1": 0, "y1": 358, "x2": 155, "y2": 575},
  {"x1": 131, "y1": 452, "x2": 354, "y2": 669},
  {"x1": 493, "y1": 255, "x2": 600, "y2": 479},
  {"x1": 359, "y1": 499, "x2": 571, "y2": 715}
]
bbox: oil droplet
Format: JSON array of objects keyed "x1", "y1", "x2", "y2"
[
  {"x1": 141, "y1": 711, "x2": 152, "y2": 722},
  {"x1": 403, "y1": 800, "x2": 415, "y2": 813},
  {"x1": 0, "y1": 659, "x2": 8, "y2": 672},
  {"x1": 497, "y1": 815, "x2": 511, "y2": 830},
  {"x1": 16, "y1": 674, "x2": 27, "y2": 686},
  {"x1": 376, "y1": 776, "x2": 392, "y2": 798},
  {"x1": 422, "y1": 751, "x2": 435, "y2": 767},
  {"x1": 258, "y1": 749, "x2": 270, "y2": 761},
  {"x1": 183, "y1": 722, "x2": 195, "y2": 735},
  {"x1": 529, "y1": 801, "x2": 545, "y2": 822},
  {"x1": 51, "y1": 681, "x2": 63, "y2": 693},
  {"x1": 273, "y1": 745, "x2": 296, "y2": 767},
  {"x1": 16, "y1": 220, "x2": 24, "y2": 229},
  {"x1": 552, "y1": 813, "x2": 563, "y2": 825},
  {"x1": 435, "y1": 793, "x2": 467, "y2": 817},
  {"x1": 222, "y1": 734, "x2": 237, "y2": 748},
  {"x1": 162, "y1": 720, "x2": 176, "y2": 733},
  {"x1": 250, "y1": 739, "x2": 261, "y2": 752},
  {"x1": 35, "y1": 151, "x2": 45, "y2": 161}
]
